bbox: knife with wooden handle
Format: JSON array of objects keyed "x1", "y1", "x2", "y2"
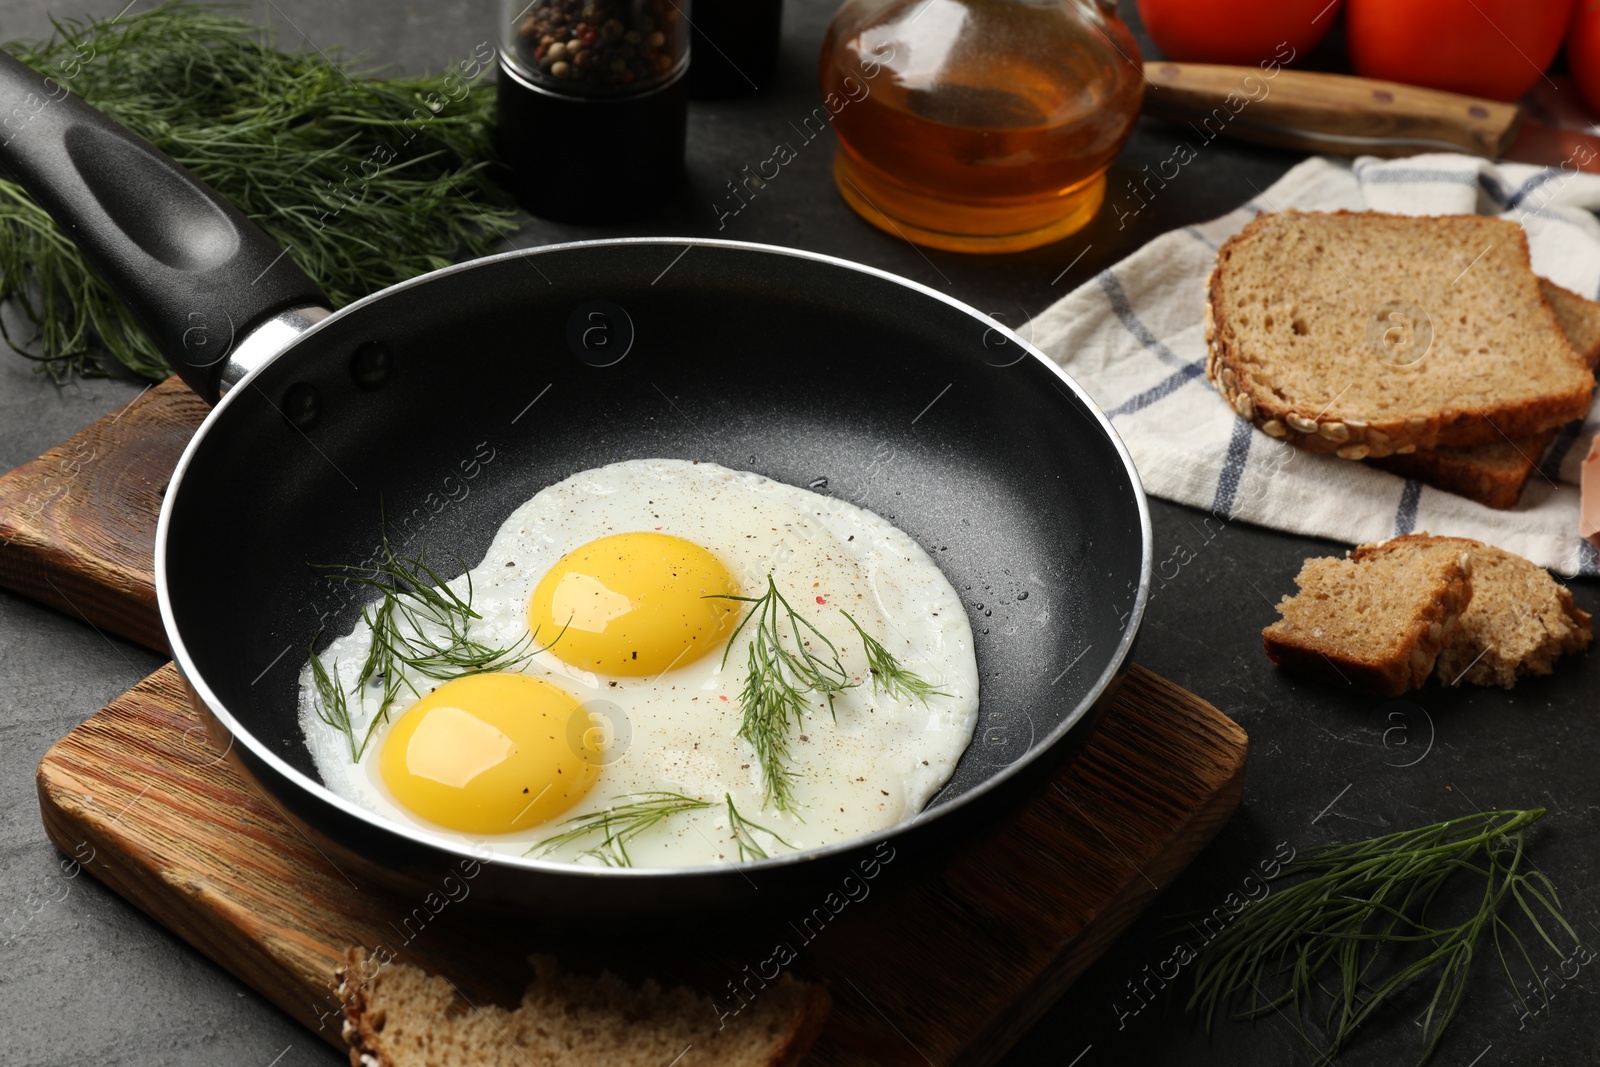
[{"x1": 1143, "y1": 62, "x2": 1600, "y2": 174}]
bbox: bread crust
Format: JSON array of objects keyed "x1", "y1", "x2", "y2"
[
  {"x1": 1348, "y1": 534, "x2": 1480, "y2": 565},
  {"x1": 767, "y1": 983, "x2": 832, "y2": 1067},
  {"x1": 1365, "y1": 431, "x2": 1554, "y2": 510},
  {"x1": 339, "y1": 948, "x2": 386, "y2": 1067},
  {"x1": 336, "y1": 947, "x2": 832, "y2": 1067},
  {"x1": 1539, "y1": 280, "x2": 1600, "y2": 367},
  {"x1": 1206, "y1": 212, "x2": 1597, "y2": 459},
  {"x1": 1260, "y1": 633, "x2": 1425, "y2": 698}
]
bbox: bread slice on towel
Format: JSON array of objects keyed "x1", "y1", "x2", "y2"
[
  {"x1": 1351, "y1": 535, "x2": 1592, "y2": 688},
  {"x1": 1263, "y1": 540, "x2": 1474, "y2": 697},
  {"x1": 337, "y1": 948, "x2": 830, "y2": 1067},
  {"x1": 1539, "y1": 278, "x2": 1600, "y2": 365},
  {"x1": 1206, "y1": 212, "x2": 1596, "y2": 457},
  {"x1": 1368, "y1": 280, "x2": 1600, "y2": 508},
  {"x1": 1369, "y1": 435, "x2": 1559, "y2": 510}
]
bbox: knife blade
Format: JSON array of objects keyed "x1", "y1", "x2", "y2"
[{"x1": 1142, "y1": 62, "x2": 1600, "y2": 174}]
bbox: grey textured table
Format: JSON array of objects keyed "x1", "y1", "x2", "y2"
[{"x1": 1, "y1": 2, "x2": 1596, "y2": 1065}]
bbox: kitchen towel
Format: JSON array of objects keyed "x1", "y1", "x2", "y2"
[{"x1": 1030, "y1": 154, "x2": 1600, "y2": 575}]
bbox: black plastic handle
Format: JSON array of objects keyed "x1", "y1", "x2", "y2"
[{"x1": 0, "y1": 51, "x2": 329, "y2": 401}]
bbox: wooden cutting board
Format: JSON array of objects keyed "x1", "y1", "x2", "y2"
[
  {"x1": 38, "y1": 662, "x2": 1245, "y2": 1065},
  {"x1": 8, "y1": 377, "x2": 1249, "y2": 1065},
  {"x1": 0, "y1": 376, "x2": 200, "y2": 653}
]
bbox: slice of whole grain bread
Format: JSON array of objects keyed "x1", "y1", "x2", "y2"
[
  {"x1": 1206, "y1": 212, "x2": 1596, "y2": 458},
  {"x1": 337, "y1": 948, "x2": 830, "y2": 1067},
  {"x1": 1539, "y1": 278, "x2": 1600, "y2": 361},
  {"x1": 1262, "y1": 539, "x2": 1474, "y2": 697},
  {"x1": 1351, "y1": 535, "x2": 1592, "y2": 688},
  {"x1": 1367, "y1": 280, "x2": 1600, "y2": 508},
  {"x1": 1368, "y1": 434, "x2": 1561, "y2": 509}
]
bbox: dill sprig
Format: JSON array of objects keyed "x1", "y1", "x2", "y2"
[
  {"x1": 714, "y1": 577, "x2": 854, "y2": 812},
  {"x1": 711, "y1": 579, "x2": 948, "y2": 812},
  {"x1": 527, "y1": 791, "x2": 794, "y2": 866},
  {"x1": 308, "y1": 637, "x2": 356, "y2": 761},
  {"x1": 841, "y1": 609, "x2": 951, "y2": 704},
  {"x1": 528, "y1": 792, "x2": 714, "y2": 867},
  {"x1": 309, "y1": 527, "x2": 560, "y2": 760},
  {"x1": 1189, "y1": 809, "x2": 1578, "y2": 1065},
  {"x1": 335, "y1": 535, "x2": 542, "y2": 692},
  {"x1": 0, "y1": 1, "x2": 516, "y2": 381},
  {"x1": 726, "y1": 793, "x2": 795, "y2": 862}
]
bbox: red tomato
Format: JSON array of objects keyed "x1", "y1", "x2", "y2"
[
  {"x1": 1137, "y1": 0, "x2": 1341, "y2": 66},
  {"x1": 1346, "y1": 0, "x2": 1573, "y2": 102},
  {"x1": 1570, "y1": 0, "x2": 1600, "y2": 115}
]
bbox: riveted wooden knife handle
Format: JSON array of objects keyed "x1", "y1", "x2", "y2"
[{"x1": 1143, "y1": 62, "x2": 1522, "y2": 160}]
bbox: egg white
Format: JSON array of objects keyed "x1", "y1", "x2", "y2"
[{"x1": 298, "y1": 459, "x2": 979, "y2": 867}]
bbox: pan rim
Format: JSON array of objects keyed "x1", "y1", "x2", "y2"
[{"x1": 154, "y1": 236, "x2": 1154, "y2": 878}]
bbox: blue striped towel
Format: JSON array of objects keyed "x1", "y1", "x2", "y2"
[{"x1": 1031, "y1": 155, "x2": 1600, "y2": 575}]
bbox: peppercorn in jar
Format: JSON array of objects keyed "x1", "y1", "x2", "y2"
[{"x1": 509, "y1": 0, "x2": 686, "y2": 93}]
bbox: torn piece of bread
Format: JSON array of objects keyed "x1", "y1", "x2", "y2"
[
  {"x1": 1263, "y1": 540, "x2": 1474, "y2": 697},
  {"x1": 1368, "y1": 280, "x2": 1600, "y2": 508},
  {"x1": 1352, "y1": 535, "x2": 1592, "y2": 688},
  {"x1": 1206, "y1": 212, "x2": 1596, "y2": 457},
  {"x1": 337, "y1": 948, "x2": 830, "y2": 1067}
]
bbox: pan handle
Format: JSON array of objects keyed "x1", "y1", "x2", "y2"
[{"x1": 0, "y1": 51, "x2": 330, "y2": 402}]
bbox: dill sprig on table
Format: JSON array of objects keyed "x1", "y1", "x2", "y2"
[
  {"x1": 0, "y1": 1, "x2": 516, "y2": 381},
  {"x1": 1189, "y1": 809, "x2": 1579, "y2": 1065},
  {"x1": 309, "y1": 529, "x2": 561, "y2": 760},
  {"x1": 528, "y1": 791, "x2": 793, "y2": 866}
]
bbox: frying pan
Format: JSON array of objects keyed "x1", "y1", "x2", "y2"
[{"x1": 0, "y1": 53, "x2": 1152, "y2": 924}]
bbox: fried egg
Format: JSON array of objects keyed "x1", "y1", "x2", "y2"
[{"x1": 298, "y1": 459, "x2": 979, "y2": 867}]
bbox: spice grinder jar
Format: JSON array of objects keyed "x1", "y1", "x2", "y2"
[{"x1": 498, "y1": 0, "x2": 689, "y2": 222}]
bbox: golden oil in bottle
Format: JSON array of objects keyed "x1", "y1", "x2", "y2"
[{"x1": 820, "y1": 0, "x2": 1143, "y2": 252}]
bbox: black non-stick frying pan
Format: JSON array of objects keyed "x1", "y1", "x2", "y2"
[{"x1": 0, "y1": 53, "x2": 1151, "y2": 923}]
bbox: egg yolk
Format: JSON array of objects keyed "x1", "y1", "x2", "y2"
[
  {"x1": 529, "y1": 531, "x2": 740, "y2": 676},
  {"x1": 378, "y1": 673, "x2": 598, "y2": 835}
]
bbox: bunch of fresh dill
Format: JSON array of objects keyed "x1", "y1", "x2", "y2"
[
  {"x1": 0, "y1": 1, "x2": 517, "y2": 381},
  {"x1": 1190, "y1": 809, "x2": 1579, "y2": 1064}
]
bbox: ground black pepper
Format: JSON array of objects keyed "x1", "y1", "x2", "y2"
[{"x1": 515, "y1": 0, "x2": 682, "y2": 91}]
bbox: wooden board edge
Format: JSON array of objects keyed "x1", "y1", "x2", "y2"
[
  {"x1": 0, "y1": 541, "x2": 168, "y2": 652},
  {"x1": 33, "y1": 671, "x2": 352, "y2": 1054},
  {"x1": 0, "y1": 375, "x2": 195, "y2": 654}
]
